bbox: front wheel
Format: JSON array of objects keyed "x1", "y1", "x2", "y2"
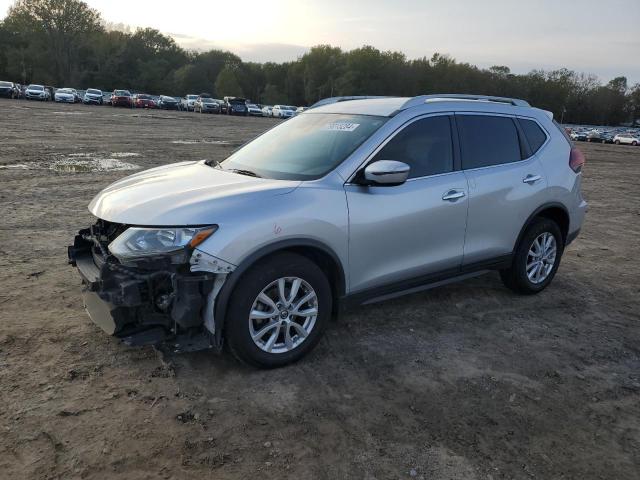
[
  {"x1": 633, "y1": 141, "x2": 638, "y2": 146},
  {"x1": 500, "y1": 218, "x2": 564, "y2": 294},
  {"x1": 225, "y1": 253, "x2": 331, "y2": 368}
]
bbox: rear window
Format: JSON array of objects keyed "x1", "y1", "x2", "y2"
[
  {"x1": 457, "y1": 115, "x2": 522, "y2": 169},
  {"x1": 519, "y1": 118, "x2": 548, "y2": 154}
]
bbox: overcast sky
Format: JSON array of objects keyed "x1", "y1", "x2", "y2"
[{"x1": 2, "y1": 0, "x2": 639, "y2": 83}]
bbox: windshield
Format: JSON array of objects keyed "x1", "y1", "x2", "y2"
[
  {"x1": 201, "y1": 98, "x2": 214, "y2": 103},
  {"x1": 58, "y1": 88, "x2": 73, "y2": 93},
  {"x1": 230, "y1": 98, "x2": 246, "y2": 104},
  {"x1": 221, "y1": 113, "x2": 387, "y2": 180},
  {"x1": 137, "y1": 94, "x2": 151, "y2": 99},
  {"x1": 87, "y1": 89, "x2": 101, "y2": 95},
  {"x1": 187, "y1": 95, "x2": 198, "y2": 100},
  {"x1": 114, "y1": 90, "x2": 130, "y2": 96},
  {"x1": 29, "y1": 85, "x2": 44, "y2": 91}
]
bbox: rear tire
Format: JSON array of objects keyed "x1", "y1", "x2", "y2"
[
  {"x1": 500, "y1": 218, "x2": 564, "y2": 295},
  {"x1": 225, "y1": 253, "x2": 331, "y2": 368}
]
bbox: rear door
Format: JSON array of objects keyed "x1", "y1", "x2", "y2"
[
  {"x1": 345, "y1": 114, "x2": 468, "y2": 293},
  {"x1": 457, "y1": 113, "x2": 548, "y2": 265}
]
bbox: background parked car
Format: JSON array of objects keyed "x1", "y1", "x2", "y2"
[
  {"x1": 25, "y1": 84, "x2": 49, "y2": 101},
  {"x1": 614, "y1": 133, "x2": 639, "y2": 145},
  {"x1": 246, "y1": 103, "x2": 263, "y2": 116},
  {"x1": 133, "y1": 93, "x2": 156, "y2": 109},
  {"x1": 54, "y1": 88, "x2": 78, "y2": 103},
  {"x1": 272, "y1": 104, "x2": 296, "y2": 118},
  {"x1": 111, "y1": 89, "x2": 132, "y2": 107},
  {"x1": 224, "y1": 96, "x2": 248, "y2": 116},
  {"x1": 181, "y1": 94, "x2": 198, "y2": 111},
  {"x1": 84, "y1": 88, "x2": 103, "y2": 105},
  {"x1": 0, "y1": 81, "x2": 17, "y2": 98},
  {"x1": 261, "y1": 105, "x2": 273, "y2": 117},
  {"x1": 157, "y1": 95, "x2": 180, "y2": 110},
  {"x1": 194, "y1": 96, "x2": 220, "y2": 114}
]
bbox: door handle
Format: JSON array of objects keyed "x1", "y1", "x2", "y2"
[
  {"x1": 442, "y1": 189, "x2": 466, "y2": 201},
  {"x1": 523, "y1": 174, "x2": 542, "y2": 184}
]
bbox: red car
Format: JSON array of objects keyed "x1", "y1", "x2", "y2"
[
  {"x1": 111, "y1": 89, "x2": 133, "y2": 107},
  {"x1": 134, "y1": 94, "x2": 156, "y2": 109}
]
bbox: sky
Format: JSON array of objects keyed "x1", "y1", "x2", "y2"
[{"x1": 1, "y1": 0, "x2": 639, "y2": 83}]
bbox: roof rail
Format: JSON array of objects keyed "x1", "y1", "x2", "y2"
[
  {"x1": 309, "y1": 95, "x2": 391, "y2": 109},
  {"x1": 400, "y1": 94, "x2": 530, "y2": 111}
]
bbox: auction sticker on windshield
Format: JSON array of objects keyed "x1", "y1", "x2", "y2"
[{"x1": 323, "y1": 122, "x2": 360, "y2": 132}]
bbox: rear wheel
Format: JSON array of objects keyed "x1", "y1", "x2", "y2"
[
  {"x1": 225, "y1": 253, "x2": 331, "y2": 368},
  {"x1": 500, "y1": 218, "x2": 564, "y2": 294},
  {"x1": 615, "y1": 140, "x2": 620, "y2": 144},
  {"x1": 633, "y1": 141, "x2": 638, "y2": 146}
]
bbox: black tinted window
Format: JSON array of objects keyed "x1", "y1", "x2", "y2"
[
  {"x1": 519, "y1": 118, "x2": 547, "y2": 154},
  {"x1": 458, "y1": 115, "x2": 521, "y2": 169},
  {"x1": 373, "y1": 116, "x2": 453, "y2": 178}
]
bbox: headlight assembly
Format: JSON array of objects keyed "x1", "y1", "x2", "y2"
[{"x1": 108, "y1": 225, "x2": 217, "y2": 263}]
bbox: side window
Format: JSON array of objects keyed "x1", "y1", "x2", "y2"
[
  {"x1": 519, "y1": 118, "x2": 548, "y2": 154},
  {"x1": 457, "y1": 115, "x2": 522, "y2": 169},
  {"x1": 373, "y1": 116, "x2": 453, "y2": 178}
]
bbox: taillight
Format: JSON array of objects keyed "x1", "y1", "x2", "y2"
[{"x1": 569, "y1": 147, "x2": 585, "y2": 173}]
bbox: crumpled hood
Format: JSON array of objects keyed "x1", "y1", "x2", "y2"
[{"x1": 89, "y1": 161, "x2": 300, "y2": 225}]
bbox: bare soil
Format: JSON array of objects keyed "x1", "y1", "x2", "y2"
[{"x1": 1, "y1": 99, "x2": 639, "y2": 480}]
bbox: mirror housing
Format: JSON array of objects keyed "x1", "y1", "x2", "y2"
[{"x1": 362, "y1": 160, "x2": 410, "y2": 186}]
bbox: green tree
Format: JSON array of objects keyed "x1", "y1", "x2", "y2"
[
  {"x1": 215, "y1": 65, "x2": 243, "y2": 97},
  {"x1": 4, "y1": 0, "x2": 103, "y2": 84}
]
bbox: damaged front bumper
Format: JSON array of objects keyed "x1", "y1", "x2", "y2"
[{"x1": 68, "y1": 221, "x2": 232, "y2": 352}]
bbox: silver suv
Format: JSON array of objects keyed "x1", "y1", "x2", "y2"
[{"x1": 68, "y1": 94, "x2": 587, "y2": 368}]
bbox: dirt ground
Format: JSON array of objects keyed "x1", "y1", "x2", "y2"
[{"x1": 0, "y1": 99, "x2": 638, "y2": 480}]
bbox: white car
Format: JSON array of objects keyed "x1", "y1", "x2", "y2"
[
  {"x1": 25, "y1": 84, "x2": 49, "y2": 101},
  {"x1": 247, "y1": 104, "x2": 263, "y2": 116},
  {"x1": 272, "y1": 105, "x2": 296, "y2": 118},
  {"x1": 83, "y1": 88, "x2": 103, "y2": 105},
  {"x1": 296, "y1": 106, "x2": 308, "y2": 115},
  {"x1": 613, "y1": 133, "x2": 639, "y2": 146},
  {"x1": 55, "y1": 88, "x2": 78, "y2": 103},
  {"x1": 261, "y1": 105, "x2": 273, "y2": 117},
  {"x1": 182, "y1": 94, "x2": 198, "y2": 111}
]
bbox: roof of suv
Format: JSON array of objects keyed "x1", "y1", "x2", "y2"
[{"x1": 309, "y1": 94, "x2": 534, "y2": 117}]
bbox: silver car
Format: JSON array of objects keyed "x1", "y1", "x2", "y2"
[{"x1": 69, "y1": 94, "x2": 587, "y2": 368}]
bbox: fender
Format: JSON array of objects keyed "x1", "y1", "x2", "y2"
[
  {"x1": 212, "y1": 238, "x2": 347, "y2": 346},
  {"x1": 513, "y1": 201, "x2": 570, "y2": 254}
]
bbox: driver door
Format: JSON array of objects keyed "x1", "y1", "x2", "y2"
[{"x1": 344, "y1": 114, "x2": 468, "y2": 293}]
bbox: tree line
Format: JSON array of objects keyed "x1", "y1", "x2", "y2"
[{"x1": 1, "y1": 0, "x2": 639, "y2": 126}]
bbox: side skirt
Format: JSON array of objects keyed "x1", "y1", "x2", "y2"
[{"x1": 340, "y1": 254, "x2": 512, "y2": 309}]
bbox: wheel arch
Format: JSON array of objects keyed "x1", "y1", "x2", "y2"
[
  {"x1": 514, "y1": 203, "x2": 570, "y2": 252},
  {"x1": 214, "y1": 239, "x2": 346, "y2": 338}
]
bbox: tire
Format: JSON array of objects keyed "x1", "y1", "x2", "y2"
[
  {"x1": 500, "y1": 217, "x2": 564, "y2": 295},
  {"x1": 633, "y1": 141, "x2": 638, "y2": 146},
  {"x1": 615, "y1": 140, "x2": 620, "y2": 144},
  {"x1": 225, "y1": 252, "x2": 332, "y2": 368}
]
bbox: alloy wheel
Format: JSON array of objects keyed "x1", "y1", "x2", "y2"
[
  {"x1": 526, "y1": 232, "x2": 557, "y2": 284},
  {"x1": 248, "y1": 277, "x2": 318, "y2": 354}
]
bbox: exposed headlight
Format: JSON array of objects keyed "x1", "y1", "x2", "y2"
[{"x1": 108, "y1": 225, "x2": 217, "y2": 263}]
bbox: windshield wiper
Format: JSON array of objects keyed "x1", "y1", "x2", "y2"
[{"x1": 229, "y1": 168, "x2": 262, "y2": 178}]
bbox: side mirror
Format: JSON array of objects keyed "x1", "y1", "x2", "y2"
[{"x1": 363, "y1": 160, "x2": 410, "y2": 186}]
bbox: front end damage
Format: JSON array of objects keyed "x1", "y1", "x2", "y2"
[{"x1": 68, "y1": 220, "x2": 233, "y2": 352}]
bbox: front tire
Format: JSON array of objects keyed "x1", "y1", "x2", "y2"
[
  {"x1": 225, "y1": 253, "x2": 331, "y2": 368},
  {"x1": 500, "y1": 218, "x2": 564, "y2": 294}
]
